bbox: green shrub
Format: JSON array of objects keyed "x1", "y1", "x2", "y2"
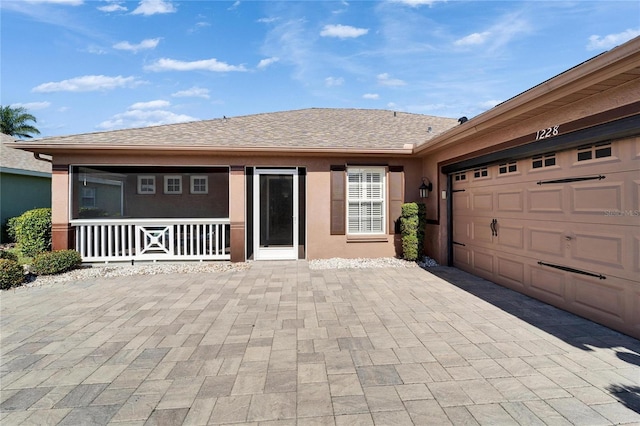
[
  {"x1": 6, "y1": 216, "x2": 19, "y2": 242},
  {"x1": 0, "y1": 250, "x2": 19, "y2": 262},
  {"x1": 0, "y1": 259, "x2": 25, "y2": 290},
  {"x1": 31, "y1": 250, "x2": 82, "y2": 276},
  {"x1": 416, "y1": 203, "x2": 427, "y2": 258},
  {"x1": 11, "y1": 208, "x2": 51, "y2": 258},
  {"x1": 401, "y1": 203, "x2": 419, "y2": 217},
  {"x1": 402, "y1": 234, "x2": 419, "y2": 261}
]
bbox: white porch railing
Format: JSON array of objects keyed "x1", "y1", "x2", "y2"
[{"x1": 72, "y1": 219, "x2": 230, "y2": 262}]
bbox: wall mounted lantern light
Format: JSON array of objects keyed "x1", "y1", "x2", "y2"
[{"x1": 419, "y1": 178, "x2": 433, "y2": 198}]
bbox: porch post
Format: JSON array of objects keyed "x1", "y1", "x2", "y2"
[
  {"x1": 51, "y1": 164, "x2": 73, "y2": 250},
  {"x1": 229, "y1": 165, "x2": 246, "y2": 262}
]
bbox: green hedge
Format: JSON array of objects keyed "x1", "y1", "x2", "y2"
[
  {"x1": 9, "y1": 208, "x2": 52, "y2": 258},
  {"x1": 0, "y1": 259, "x2": 25, "y2": 290},
  {"x1": 31, "y1": 250, "x2": 82, "y2": 276}
]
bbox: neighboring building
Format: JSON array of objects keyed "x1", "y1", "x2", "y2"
[
  {"x1": 10, "y1": 36, "x2": 640, "y2": 338},
  {"x1": 0, "y1": 133, "x2": 52, "y2": 242}
]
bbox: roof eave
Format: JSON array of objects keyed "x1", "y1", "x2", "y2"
[{"x1": 8, "y1": 143, "x2": 415, "y2": 157}]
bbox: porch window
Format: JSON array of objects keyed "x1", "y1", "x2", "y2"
[
  {"x1": 190, "y1": 176, "x2": 208, "y2": 194},
  {"x1": 164, "y1": 175, "x2": 182, "y2": 194},
  {"x1": 80, "y1": 187, "x2": 96, "y2": 208},
  {"x1": 347, "y1": 167, "x2": 385, "y2": 234},
  {"x1": 138, "y1": 176, "x2": 156, "y2": 194}
]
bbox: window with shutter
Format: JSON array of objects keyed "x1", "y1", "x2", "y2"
[{"x1": 347, "y1": 167, "x2": 385, "y2": 234}]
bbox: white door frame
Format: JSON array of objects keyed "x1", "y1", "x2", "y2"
[{"x1": 253, "y1": 168, "x2": 298, "y2": 260}]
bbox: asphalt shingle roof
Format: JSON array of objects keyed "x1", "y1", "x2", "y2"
[
  {"x1": 0, "y1": 133, "x2": 51, "y2": 174},
  {"x1": 15, "y1": 108, "x2": 458, "y2": 152}
]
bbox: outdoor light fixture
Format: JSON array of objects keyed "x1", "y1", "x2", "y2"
[{"x1": 419, "y1": 178, "x2": 432, "y2": 198}]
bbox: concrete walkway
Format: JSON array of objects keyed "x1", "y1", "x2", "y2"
[{"x1": 1, "y1": 261, "x2": 638, "y2": 425}]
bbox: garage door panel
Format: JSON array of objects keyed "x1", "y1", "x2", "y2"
[
  {"x1": 571, "y1": 182, "x2": 623, "y2": 214},
  {"x1": 453, "y1": 216, "x2": 471, "y2": 243},
  {"x1": 571, "y1": 276, "x2": 625, "y2": 323},
  {"x1": 497, "y1": 190, "x2": 524, "y2": 212},
  {"x1": 529, "y1": 265, "x2": 567, "y2": 301},
  {"x1": 496, "y1": 256, "x2": 525, "y2": 290},
  {"x1": 571, "y1": 232, "x2": 623, "y2": 270},
  {"x1": 472, "y1": 192, "x2": 493, "y2": 211},
  {"x1": 453, "y1": 192, "x2": 471, "y2": 214},
  {"x1": 528, "y1": 187, "x2": 564, "y2": 213},
  {"x1": 453, "y1": 245, "x2": 471, "y2": 268},
  {"x1": 473, "y1": 251, "x2": 494, "y2": 277},
  {"x1": 471, "y1": 219, "x2": 494, "y2": 244},
  {"x1": 529, "y1": 227, "x2": 565, "y2": 256},
  {"x1": 496, "y1": 223, "x2": 524, "y2": 250}
]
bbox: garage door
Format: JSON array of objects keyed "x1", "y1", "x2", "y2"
[{"x1": 452, "y1": 136, "x2": 640, "y2": 339}]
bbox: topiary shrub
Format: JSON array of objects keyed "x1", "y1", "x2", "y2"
[
  {"x1": 11, "y1": 208, "x2": 51, "y2": 258},
  {"x1": 0, "y1": 259, "x2": 25, "y2": 290},
  {"x1": 31, "y1": 250, "x2": 82, "y2": 276},
  {"x1": 401, "y1": 203, "x2": 419, "y2": 261},
  {"x1": 0, "y1": 250, "x2": 19, "y2": 262},
  {"x1": 416, "y1": 203, "x2": 427, "y2": 258}
]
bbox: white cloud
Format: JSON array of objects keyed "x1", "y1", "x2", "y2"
[
  {"x1": 454, "y1": 31, "x2": 491, "y2": 46},
  {"x1": 257, "y1": 57, "x2": 280, "y2": 69},
  {"x1": 257, "y1": 17, "x2": 279, "y2": 24},
  {"x1": 325, "y1": 76, "x2": 344, "y2": 87},
  {"x1": 113, "y1": 38, "x2": 160, "y2": 53},
  {"x1": 97, "y1": 108, "x2": 196, "y2": 130},
  {"x1": 377, "y1": 73, "x2": 406, "y2": 87},
  {"x1": 363, "y1": 93, "x2": 379, "y2": 100},
  {"x1": 587, "y1": 29, "x2": 640, "y2": 51},
  {"x1": 131, "y1": 0, "x2": 176, "y2": 16},
  {"x1": 10, "y1": 101, "x2": 52, "y2": 110},
  {"x1": 145, "y1": 58, "x2": 247, "y2": 72},
  {"x1": 23, "y1": 0, "x2": 83, "y2": 5},
  {"x1": 320, "y1": 24, "x2": 368, "y2": 39},
  {"x1": 32, "y1": 75, "x2": 145, "y2": 92},
  {"x1": 453, "y1": 13, "x2": 530, "y2": 52},
  {"x1": 86, "y1": 45, "x2": 108, "y2": 55},
  {"x1": 98, "y1": 1, "x2": 127, "y2": 12},
  {"x1": 130, "y1": 100, "x2": 170, "y2": 109},
  {"x1": 171, "y1": 87, "x2": 210, "y2": 99}
]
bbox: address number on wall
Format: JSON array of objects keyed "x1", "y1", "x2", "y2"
[{"x1": 535, "y1": 125, "x2": 560, "y2": 140}]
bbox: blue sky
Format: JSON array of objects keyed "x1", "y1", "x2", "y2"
[{"x1": 1, "y1": 0, "x2": 638, "y2": 138}]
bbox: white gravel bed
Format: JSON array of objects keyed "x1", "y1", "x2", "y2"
[
  {"x1": 20, "y1": 262, "x2": 250, "y2": 288},
  {"x1": 308, "y1": 257, "x2": 418, "y2": 270}
]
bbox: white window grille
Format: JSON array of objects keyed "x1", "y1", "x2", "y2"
[
  {"x1": 347, "y1": 167, "x2": 385, "y2": 234},
  {"x1": 137, "y1": 176, "x2": 156, "y2": 194},
  {"x1": 190, "y1": 176, "x2": 208, "y2": 194},
  {"x1": 164, "y1": 175, "x2": 182, "y2": 194}
]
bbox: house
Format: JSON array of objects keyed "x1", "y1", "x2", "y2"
[
  {"x1": 10, "y1": 36, "x2": 640, "y2": 338},
  {"x1": 0, "y1": 133, "x2": 52, "y2": 242}
]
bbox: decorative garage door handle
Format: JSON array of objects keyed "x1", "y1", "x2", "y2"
[{"x1": 490, "y1": 219, "x2": 498, "y2": 236}]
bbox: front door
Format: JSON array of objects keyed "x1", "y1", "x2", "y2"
[{"x1": 254, "y1": 169, "x2": 298, "y2": 260}]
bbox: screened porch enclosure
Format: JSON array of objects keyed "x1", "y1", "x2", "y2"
[{"x1": 70, "y1": 166, "x2": 230, "y2": 261}]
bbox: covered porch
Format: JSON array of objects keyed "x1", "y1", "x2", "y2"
[{"x1": 69, "y1": 165, "x2": 232, "y2": 262}]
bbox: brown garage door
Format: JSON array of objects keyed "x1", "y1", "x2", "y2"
[{"x1": 452, "y1": 136, "x2": 640, "y2": 339}]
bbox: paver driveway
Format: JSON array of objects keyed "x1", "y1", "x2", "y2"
[{"x1": 1, "y1": 261, "x2": 639, "y2": 425}]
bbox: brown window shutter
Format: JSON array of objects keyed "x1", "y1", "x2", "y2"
[
  {"x1": 388, "y1": 166, "x2": 404, "y2": 234},
  {"x1": 330, "y1": 166, "x2": 346, "y2": 235}
]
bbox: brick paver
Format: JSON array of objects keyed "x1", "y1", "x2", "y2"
[{"x1": 1, "y1": 261, "x2": 639, "y2": 425}]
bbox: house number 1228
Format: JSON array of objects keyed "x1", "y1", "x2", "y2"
[{"x1": 535, "y1": 125, "x2": 559, "y2": 140}]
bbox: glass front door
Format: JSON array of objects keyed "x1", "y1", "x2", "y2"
[{"x1": 254, "y1": 169, "x2": 298, "y2": 260}]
